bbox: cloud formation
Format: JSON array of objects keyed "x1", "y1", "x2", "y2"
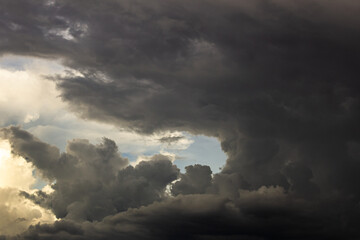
[
  {"x1": 1, "y1": 127, "x2": 179, "y2": 222},
  {"x1": 0, "y1": 140, "x2": 55, "y2": 236},
  {"x1": 0, "y1": 0, "x2": 360, "y2": 239}
]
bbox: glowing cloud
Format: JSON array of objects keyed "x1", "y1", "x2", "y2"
[{"x1": 0, "y1": 140, "x2": 56, "y2": 236}]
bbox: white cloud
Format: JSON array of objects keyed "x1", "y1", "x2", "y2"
[
  {"x1": 0, "y1": 140, "x2": 35, "y2": 190},
  {"x1": 132, "y1": 150, "x2": 177, "y2": 167},
  {"x1": 0, "y1": 140, "x2": 56, "y2": 236},
  {"x1": 0, "y1": 56, "x2": 65, "y2": 126}
]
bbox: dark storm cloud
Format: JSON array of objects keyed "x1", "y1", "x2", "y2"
[
  {"x1": 1, "y1": 0, "x2": 360, "y2": 239},
  {"x1": 1, "y1": 126, "x2": 178, "y2": 222},
  {"x1": 8, "y1": 192, "x2": 360, "y2": 240},
  {"x1": 171, "y1": 164, "x2": 212, "y2": 195}
]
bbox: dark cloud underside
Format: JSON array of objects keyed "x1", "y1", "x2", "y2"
[{"x1": 1, "y1": 0, "x2": 360, "y2": 239}]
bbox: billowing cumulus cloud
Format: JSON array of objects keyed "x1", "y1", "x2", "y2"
[
  {"x1": 171, "y1": 164, "x2": 212, "y2": 195},
  {"x1": 1, "y1": 127, "x2": 181, "y2": 224},
  {"x1": 0, "y1": 0, "x2": 360, "y2": 239},
  {"x1": 0, "y1": 140, "x2": 55, "y2": 236}
]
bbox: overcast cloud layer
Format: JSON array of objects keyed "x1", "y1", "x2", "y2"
[{"x1": 0, "y1": 0, "x2": 360, "y2": 239}]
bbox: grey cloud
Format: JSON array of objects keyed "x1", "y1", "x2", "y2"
[
  {"x1": 1, "y1": 0, "x2": 360, "y2": 239},
  {"x1": 158, "y1": 136, "x2": 184, "y2": 144},
  {"x1": 1, "y1": 127, "x2": 178, "y2": 222},
  {"x1": 283, "y1": 162, "x2": 319, "y2": 197},
  {"x1": 0, "y1": 126, "x2": 61, "y2": 180},
  {"x1": 171, "y1": 164, "x2": 212, "y2": 195},
  {"x1": 10, "y1": 192, "x2": 360, "y2": 240}
]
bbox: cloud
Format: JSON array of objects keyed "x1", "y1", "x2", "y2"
[
  {"x1": 0, "y1": 58, "x2": 64, "y2": 126},
  {"x1": 0, "y1": 140, "x2": 55, "y2": 236},
  {"x1": 0, "y1": 56, "x2": 199, "y2": 168},
  {"x1": 0, "y1": 0, "x2": 360, "y2": 239},
  {"x1": 1, "y1": 127, "x2": 180, "y2": 223},
  {"x1": 132, "y1": 152, "x2": 177, "y2": 166},
  {"x1": 171, "y1": 164, "x2": 212, "y2": 195},
  {"x1": 10, "y1": 191, "x2": 360, "y2": 240},
  {"x1": 0, "y1": 188, "x2": 54, "y2": 236},
  {"x1": 159, "y1": 136, "x2": 184, "y2": 144},
  {"x1": 0, "y1": 140, "x2": 35, "y2": 190},
  {"x1": 1, "y1": 128, "x2": 360, "y2": 240}
]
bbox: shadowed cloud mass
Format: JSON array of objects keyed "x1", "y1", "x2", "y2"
[{"x1": 0, "y1": 0, "x2": 360, "y2": 239}]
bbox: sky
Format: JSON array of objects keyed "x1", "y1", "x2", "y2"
[{"x1": 0, "y1": 0, "x2": 359, "y2": 239}]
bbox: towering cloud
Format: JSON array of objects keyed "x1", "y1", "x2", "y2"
[{"x1": 0, "y1": 0, "x2": 360, "y2": 239}]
